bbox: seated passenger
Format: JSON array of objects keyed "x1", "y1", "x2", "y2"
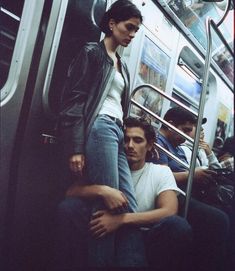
[
  {"x1": 150, "y1": 106, "x2": 230, "y2": 271},
  {"x1": 181, "y1": 119, "x2": 221, "y2": 169},
  {"x1": 54, "y1": 117, "x2": 193, "y2": 270},
  {"x1": 217, "y1": 136, "x2": 234, "y2": 172}
]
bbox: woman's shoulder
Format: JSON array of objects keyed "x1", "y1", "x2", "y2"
[{"x1": 81, "y1": 42, "x2": 101, "y2": 55}]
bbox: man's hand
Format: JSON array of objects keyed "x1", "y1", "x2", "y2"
[
  {"x1": 89, "y1": 210, "x2": 124, "y2": 238},
  {"x1": 100, "y1": 186, "x2": 129, "y2": 213},
  {"x1": 69, "y1": 154, "x2": 85, "y2": 174},
  {"x1": 199, "y1": 140, "x2": 212, "y2": 156},
  {"x1": 194, "y1": 168, "x2": 217, "y2": 184}
]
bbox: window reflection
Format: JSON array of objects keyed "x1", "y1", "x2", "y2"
[{"x1": 165, "y1": 0, "x2": 234, "y2": 84}]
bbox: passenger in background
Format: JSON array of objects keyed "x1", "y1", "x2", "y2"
[
  {"x1": 217, "y1": 136, "x2": 234, "y2": 171},
  {"x1": 181, "y1": 118, "x2": 221, "y2": 169},
  {"x1": 217, "y1": 136, "x2": 235, "y2": 271},
  {"x1": 150, "y1": 106, "x2": 230, "y2": 271},
  {"x1": 58, "y1": 0, "x2": 144, "y2": 267},
  {"x1": 55, "y1": 117, "x2": 193, "y2": 270}
]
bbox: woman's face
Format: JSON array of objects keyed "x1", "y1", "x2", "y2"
[{"x1": 109, "y1": 17, "x2": 141, "y2": 47}]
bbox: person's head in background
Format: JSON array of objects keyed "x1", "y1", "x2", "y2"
[
  {"x1": 160, "y1": 107, "x2": 197, "y2": 147},
  {"x1": 99, "y1": 0, "x2": 143, "y2": 48},
  {"x1": 218, "y1": 136, "x2": 234, "y2": 161},
  {"x1": 188, "y1": 118, "x2": 207, "y2": 140}
]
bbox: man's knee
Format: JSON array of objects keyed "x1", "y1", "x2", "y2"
[
  {"x1": 162, "y1": 215, "x2": 192, "y2": 242},
  {"x1": 149, "y1": 215, "x2": 192, "y2": 244}
]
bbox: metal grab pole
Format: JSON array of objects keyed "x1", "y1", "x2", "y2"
[
  {"x1": 183, "y1": 17, "x2": 213, "y2": 218},
  {"x1": 216, "y1": 0, "x2": 232, "y2": 28}
]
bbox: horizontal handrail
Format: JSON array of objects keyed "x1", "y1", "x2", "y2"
[
  {"x1": 155, "y1": 143, "x2": 189, "y2": 170},
  {"x1": 131, "y1": 84, "x2": 198, "y2": 117},
  {"x1": 131, "y1": 99, "x2": 194, "y2": 144}
]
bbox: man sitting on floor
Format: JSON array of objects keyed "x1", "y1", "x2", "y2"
[{"x1": 54, "y1": 116, "x2": 192, "y2": 270}]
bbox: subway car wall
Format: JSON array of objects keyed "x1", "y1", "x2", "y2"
[{"x1": 0, "y1": 1, "x2": 106, "y2": 270}]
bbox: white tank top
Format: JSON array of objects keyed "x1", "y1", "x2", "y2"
[{"x1": 98, "y1": 70, "x2": 125, "y2": 121}]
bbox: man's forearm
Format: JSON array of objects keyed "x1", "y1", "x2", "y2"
[
  {"x1": 173, "y1": 171, "x2": 189, "y2": 184},
  {"x1": 66, "y1": 183, "x2": 106, "y2": 199},
  {"x1": 122, "y1": 207, "x2": 177, "y2": 227}
]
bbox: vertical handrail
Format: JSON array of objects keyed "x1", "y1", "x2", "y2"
[
  {"x1": 128, "y1": 19, "x2": 214, "y2": 218},
  {"x1": 216, "y1": 0, "x2": 232, "y2": 27},
  {"x1": 183, "y1": 17, "x2": 213, "y2": 218}
]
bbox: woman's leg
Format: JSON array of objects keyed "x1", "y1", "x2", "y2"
[
  {"x1": 86, "y1": 115, "x2": 137, "y2": 211},
  {"x1": 85, "y1": 115, "x2": 145, "y2": 267}
]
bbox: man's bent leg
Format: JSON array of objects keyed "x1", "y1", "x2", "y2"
[{"x1": 144, "y1": 215, "x2": 193, "y2": 271}]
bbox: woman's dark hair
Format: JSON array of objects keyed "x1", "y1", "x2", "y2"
[{"x1": 99, "y1": 0, "x2": 143, "y2": 36}]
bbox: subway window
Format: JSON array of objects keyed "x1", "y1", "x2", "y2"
[{"x1": 0, "y1": 0, "x2": 24, "y2": 89}]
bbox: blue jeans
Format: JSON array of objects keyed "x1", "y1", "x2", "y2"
[
  {"x1": 54, "y1": 198, "x2": 192, "y2": 270},
  {"x1": 86, "y1": 115, "x2": 138, "y2": 211},
  {"x1": 179, "y1": 195, "x2": 230, "y2": 271},
  {"x1": 54, "y1": 197, "x2": 146, "y2": 269},
  {"x1": 144, "y1": 215, "x2": 193, "y2": 271},
  {"x1": 85, "y1": 115, "x2": 145, "y2": 267}
]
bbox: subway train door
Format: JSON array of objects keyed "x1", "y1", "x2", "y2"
[{"x1": 0, "y1": 0, "x2": 107, "y2": 270}]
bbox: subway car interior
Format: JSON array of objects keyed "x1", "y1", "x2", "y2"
[{"x1": 0, "y1": 0, "x2": 234, "y2": 270}]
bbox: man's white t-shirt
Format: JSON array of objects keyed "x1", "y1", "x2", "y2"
[{"x1": 131, "y1": 162, "x2": 184, "y2": 212}]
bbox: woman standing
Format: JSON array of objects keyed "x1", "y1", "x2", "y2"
[{"x1": 59, "y1": 0, "x2": 145, "y2": 267}]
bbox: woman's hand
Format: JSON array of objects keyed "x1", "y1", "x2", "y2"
[
  {"x1": 69, "y1": 154, "x2": 85, "y2": 174},
  {"x1": 100, "y1": 186, "x2": 129, "y2": 213},
  {"x1": 89, "y1": 210, "x2": 124, "y2": 238}
]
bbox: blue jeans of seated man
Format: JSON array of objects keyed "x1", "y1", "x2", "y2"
[
  {"x1": 144, "y1": 215, "x2": 193, "y2": 271},
  {"x1": 85, "y1": 115, "x2": 145, "y2": 267},
  {"x1": 178, "y1": 195, "x2": 230, "y2": 271},
  {"x1": 54, "y1": 197, "x2": 146, "y2": 269},
  {"x1": 54, "y1": 198, "x2": 192, "y2": 270}
]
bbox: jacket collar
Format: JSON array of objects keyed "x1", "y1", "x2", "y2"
[{"x1": 99, "y1": 39, "x2": 122, "y2": 65}]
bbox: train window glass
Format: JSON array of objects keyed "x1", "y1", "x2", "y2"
[
  {"x1": 0, "y1": 0, "x2": 24, "y2": 89},
  {"x1": 173, "y1": 64, "x2": 202, "y2": 104},
  {"x1": 130, "y1": 89, "x2": 162, "y2": 131},
  {"x1": 211, "y1": 30, "x2": 234, "y2": 85},
  {"x1": 133, "y1": 36, "x2": 170, "y2": 118},
  {"x1": 166, "y1": 1, "x2": 233, "y2": 51}
]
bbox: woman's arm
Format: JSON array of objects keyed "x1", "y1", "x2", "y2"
[
  {"x1": 66, "y1": 183, "x2": 128, "y2": 212},
  {"x1": 60, "y1": 45, "x2": 97, "y2": 174}
]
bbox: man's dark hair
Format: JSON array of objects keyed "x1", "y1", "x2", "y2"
[
  {"x1": 99, "y1": 0, "x2": 143, "y2": 36},
  {"x1": 162, "y1": 106, "x2": 197, "y2": 128},
  {"x1": 124, "y1": 116, "x2": 157, "y2": 159}
]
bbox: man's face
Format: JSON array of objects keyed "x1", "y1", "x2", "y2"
[
  {"x1": 124, "y1": 127, "x2": 152, "y2": 169},
  {"x1": 169, "y1": 121, "x2": 194, "y2": 146}
]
